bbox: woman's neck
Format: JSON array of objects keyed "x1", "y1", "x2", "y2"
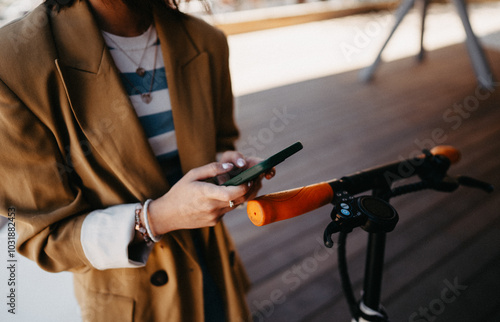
[{"x1": 88, "y1": 0, "x2": 152, "y2": 37}]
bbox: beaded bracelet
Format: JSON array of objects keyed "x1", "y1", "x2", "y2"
[{"x1": 134, "y1": 204, "x2": 153, "y2": 245}]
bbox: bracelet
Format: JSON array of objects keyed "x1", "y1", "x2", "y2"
[
  {"x1": 134, "y1": 204, "x2": 153, "y2": 245},
  {"x1": 143, "y1": 199, "x2": 163, "y2": 243}
]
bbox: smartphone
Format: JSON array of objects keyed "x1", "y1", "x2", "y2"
[{"x1": 222, "y1": 142, "x2": 303, "y2": 186}]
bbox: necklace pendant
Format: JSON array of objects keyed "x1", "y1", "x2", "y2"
[
  {"x1": 141, "y1": 93, "x2": 152, "y2": 104},
  {"x1": 136, "y1": 67, "x2": 146, "y2": 77}
]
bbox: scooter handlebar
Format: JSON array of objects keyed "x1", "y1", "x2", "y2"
[
  {"x1": 246, "y1": 146, "x2": 461, "y2": 226},
  {"x1": 247, "y1": 182, "x2": 334, "y2": 226}
]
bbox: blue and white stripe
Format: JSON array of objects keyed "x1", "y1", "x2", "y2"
[{"x1": 103, "y1": 25, "x2": 182, "y2": 183}]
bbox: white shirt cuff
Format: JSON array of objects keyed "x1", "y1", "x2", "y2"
[{"x1": 81, "y1": 203, "x2": 153, "y2": 270}]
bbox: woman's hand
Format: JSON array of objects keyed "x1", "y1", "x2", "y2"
[
  {"x1": 218, "y1": 150, "x2": 276, "y2": 202},
  {"x1": 147, "y1": 151, "x2": 274, "y2": 236}
]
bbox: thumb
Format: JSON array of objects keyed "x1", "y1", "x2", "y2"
[{"x1": 188, "y1": 162, "x2": 235, "y2": 181}]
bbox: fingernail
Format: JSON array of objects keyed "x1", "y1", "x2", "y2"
[
  {"x1": 237, "y1": 158, "x2": 245, "y2": 167},
  {"x1": 222, "y1": 163, "x2": 233, "y2": 170}
]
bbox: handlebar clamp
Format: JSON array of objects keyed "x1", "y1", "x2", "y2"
[{"x1": 323, "y1": 191, "x2": 399, "y2": 247}]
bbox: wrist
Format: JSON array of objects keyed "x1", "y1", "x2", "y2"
[
  {"x1": 148, "y1": 198, "x2": 180, "y2": 235},
  {"x1": 149, "y1": 189, "x2": 192, "y2": 233}
]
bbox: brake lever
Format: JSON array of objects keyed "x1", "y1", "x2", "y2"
[
  {"x1": 430, "y1": 176, "x2": 460, "y2": 192},
  {"x1": 323, "y1": 221, "x2": 341, "y2": 248},
  {"x1": 457, "y1": 176, "x2": 494, "y2": 193}
]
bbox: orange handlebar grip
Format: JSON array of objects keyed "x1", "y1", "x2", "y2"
[
  {"x1": 430, "y1": 145, "x2": 461, "y2": 164},
  {"x1": 247, "y1": 182, "x2": 334, "y2": 226}
]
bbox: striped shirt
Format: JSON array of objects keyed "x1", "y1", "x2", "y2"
[{"x1": 102, "y1": 25, "x2": 182, "y2": 184}]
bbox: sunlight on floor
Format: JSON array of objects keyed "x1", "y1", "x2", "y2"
[{"x1": 228, "y1": 2, "x2": 500, "y2": 96}]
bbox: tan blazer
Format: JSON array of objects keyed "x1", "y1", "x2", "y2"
[{"x1": 0, "y1": 1, "x2": 250, "y2": 321}]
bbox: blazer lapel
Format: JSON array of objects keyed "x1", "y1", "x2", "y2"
[
  {"x1": 154, "y1": 11, "x2": 218, "y2": 173},
  {"x1": 51, "y1": 0, "x2": 169, "y2": 199},
  {"x1": 154, "y1": 11, "x2": 221, "y2": 252}
]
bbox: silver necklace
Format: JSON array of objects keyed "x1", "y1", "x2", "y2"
[
  {"x1": 119, "y1": 39, "x2": 159, "y2": 104},
  {"x1": 104, "y1": 26, "x2": 153, "y2": 77}
]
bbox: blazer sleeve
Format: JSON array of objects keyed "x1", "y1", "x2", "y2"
[{"x1": 0, "y1": 79, "x2": 93, "y2": 273}]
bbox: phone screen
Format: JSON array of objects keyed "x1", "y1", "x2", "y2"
[{"x1": 222, "y1": 142, "x2": 303, "y2": 186}]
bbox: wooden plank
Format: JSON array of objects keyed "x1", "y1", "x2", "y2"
[
  {"x1": 384, "y1": 215, "x2": 500, "y2": 321},
  {"x1": 224, "y1": 44, "x2": 500, "y2": 321}
]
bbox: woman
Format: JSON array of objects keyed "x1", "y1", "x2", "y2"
[{"x1": 0, "y1": 0, "x2": 272, "y2": 320}]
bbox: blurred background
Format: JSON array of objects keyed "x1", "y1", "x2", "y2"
[{"x1": 1, "y1": 0, "x2": 500, "y2": 321}]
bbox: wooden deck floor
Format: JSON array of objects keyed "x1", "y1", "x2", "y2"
[{"x1": 224, "y1": 43, "x2": 500, "y2": 321}]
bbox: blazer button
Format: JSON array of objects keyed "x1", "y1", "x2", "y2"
[{"x1": 150, "y1": 270, "x2": 168, "y2": 286}]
